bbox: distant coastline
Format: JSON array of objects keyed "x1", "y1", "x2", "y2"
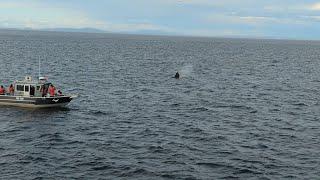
[{"x1": 0, "y1": 27, "x2": 318, "y2": 42}]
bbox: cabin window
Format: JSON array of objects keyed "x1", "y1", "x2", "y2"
[
  {"x1": 17, "y1": 85, "x2": 24, "y2": 91},
  {"x1": 25, "y1": 86, "x2": 29, "y2": 92}
]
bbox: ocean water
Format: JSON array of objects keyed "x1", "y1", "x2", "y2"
[{"x1": 0, "y1": 30, "x2": 320, "y2": 179}]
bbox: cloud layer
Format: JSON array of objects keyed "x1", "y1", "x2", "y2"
[{"x1": 0, "y1": 0, "x2": 320, "y2": 39}]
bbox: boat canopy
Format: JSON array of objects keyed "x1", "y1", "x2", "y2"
[{"x1": 14, "y1": 76, "x2": 51, "y2": 97}]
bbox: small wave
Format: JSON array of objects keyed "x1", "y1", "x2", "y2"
[
  {"x1": 229, "y1": 105, "x2": 253, "y2": 110},
  {"x1": 280, "y1": 127, "x2": 295, "y2": 131},
  {"x1": 1, "y1": 153, "x2": 20, "y2": 158},
  {"x1": 218, "y1": 150, "x2": 234, "y2": 155},
  {"x1": 257, "y1": 143, "x2": 268, "y2": 149},
  {"x1": 241, "y1": 143, "x2": 270, "y2": 150},
  {"x1": 162, "y1": 160, "x2": 186, "y2": 165},
  {"x1": 86, "y1": 109, "x2": 110, "y2": 116},
  {"x1": 137, "y1": 128, "x2": 159, "y2": 137},
  {"x1": 91, "y1": 165, "x2": 112, "y2": 171},
  {"x1": 190, "y1": 107, "x2": 209, "y2": 112},
  {"x1": 292, "y1": 102, "x2": 308, "y2": 106},
  {"x1": 86, "y1": 131, "x2": 103, "y2": 136},
  {"x1": 287, "y1": 111, "x2": 298, "y2": 115},
  {"x1": 161, "y1": 173, "x2": 177, "y2": 179},
  {"x1": 240, "y1": 159, "x2": 264, "y2": 164},
  {"x1": 38, "y1": 133, "x2": 62, "y2": 140},
  {"x1": 67, "y1": 140, "x2": 85, "y2": 145},
  {"x1": 28, "y1": 156, "x2": 47, "y2": 162},
  {"x1": 148, "y1": 145, "x2": 165, "y2": 153},
  {"x1": 196, "y1": 162, "x2": 233, "y2": 169},
  {"x1": 250, "y1": 110, "x2": 258, "y2": 113},
  {"x1": 128, "y1": 168, "x2": 149, "y2": 175},
  {"x1": 222, "y1": 175, "x2": 240, "y2": 179},
  {"x1": 283, "y1": 175, "x2": 298, "y2": 179},
  {"x1": 212, "y1": 104, "x2": 254, "y2": 111},
  {"x1": 3, "y1": 128, "x2": 21, "y2": 133},
  {"x1": 170, "y1": 103, "x2": 180, "y2": 107},
  {"x1": 234, "y1": 168, "x2": 262, "y2": 175},
  {"x1": 119, "y1": 168, "x2": 155, "y2": 177},
  {"x1": 182, "y1": 127, "x2": 204, "y2": 133},
  {"x1": 269, "y1": 108, "x2": 280, "y2": 112}
]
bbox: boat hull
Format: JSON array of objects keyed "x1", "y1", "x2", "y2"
[{"x1": 0, "y1": 95, "x2": 74, "y2": 108}]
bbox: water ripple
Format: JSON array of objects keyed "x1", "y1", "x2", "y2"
[{"x1": 0, "y1": 31, "x2": 319, "y2": 179}]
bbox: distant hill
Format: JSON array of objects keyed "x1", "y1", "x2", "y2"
[
  {"x1": 32, "y1": 28, "x2": 177, "y2": 36},
  {"x1": 0, "y1": 27, "x2": 179, "y2": 37},
  {"x1": 40, "y1": 27, "x2": 107, "y2": 33},
  {"x1": 127, "y1": 29, "x2": 178, "y2": 36}
]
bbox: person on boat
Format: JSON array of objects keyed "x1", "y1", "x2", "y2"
[
  {"x1": 175, "y1": 71, "x2": 180, "y2": 79},
  {"x1": 8, "y1": 84, "x2": 14, "y2": 95},
  {"x1": 48, "y1": 84, "x2": 56, "y2": 97},
  {"x1": 0, "y1": 85, "x2": 6, "y2": 95},
  {"x1": 40, "y1": 85, "x2": 45, "y2": 97},
  {"x1": 30, "y1": 86, "x2": 35, "y2": 96},
  {"x1": 40, "y1": 84, "x2": 48, "y2": 97}
]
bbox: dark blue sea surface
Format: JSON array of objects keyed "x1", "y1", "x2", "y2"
[{"x1": 0, "y1": 30, "x2": 320, "y2": 179}]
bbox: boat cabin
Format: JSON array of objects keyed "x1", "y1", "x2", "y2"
[{"x1": 14, "y1": 76, "x2": 51, "y2": 97}]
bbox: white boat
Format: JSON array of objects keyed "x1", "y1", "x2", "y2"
[{"x1": 0, "y1": 76, "x2": 76, "y2": 108}]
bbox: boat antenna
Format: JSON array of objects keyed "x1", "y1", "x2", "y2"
[{"x1": 38, "y1": 55, "x2": 41, "y2": 78}]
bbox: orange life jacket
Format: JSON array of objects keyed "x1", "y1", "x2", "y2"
[
  {"x1": 49, "y1": 86, "x2": 55, "y2": 96},
  {"x1": 0, "y1": 87, "x2": 5, "y2": 95}
]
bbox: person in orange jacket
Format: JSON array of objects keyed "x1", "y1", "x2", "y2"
[
  {"x1": 0, "y1": 85, "x2": 6, "y2": 95},
  {"x1": 48, "y1": 84, "x2": 56, "y2": 97}
]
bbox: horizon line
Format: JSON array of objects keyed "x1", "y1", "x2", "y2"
[{"x1": 0, "y1": 27, "x2": 319, "y2": 42}]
